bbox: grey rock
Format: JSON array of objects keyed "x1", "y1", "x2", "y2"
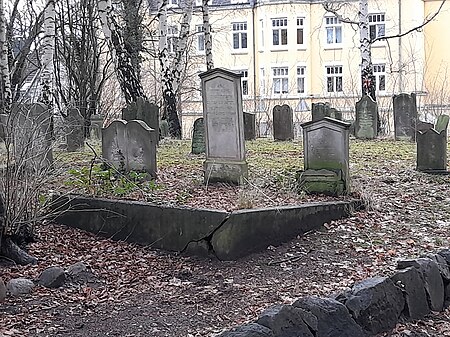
[
  {"x1": 293, "y1": 296, "x2": 366, "y2": 337},
  {"x1": 67, "y1": 262, "x2": 96, "y2": 284},
  {"x1": 7, "y1": 278, "x2": 35, "y2": 296},
  {"x1": 398, "y1": 258, "x2": 444, "y2": 311},
  {"x1": 342, "y1": 277, "x2": 404, "y2": 335},
  {"x1": 391, "y1": 267, "x2": 430, "y2": 320},
  {"x1": 427, "y1": 254, "x2": 450, "y2": 282},
  {"x1": 0, "y1": 278, "x2": 6, "y2": 302},
  {"x1": 438, "y1": 249, "x2": 450, "y2": 267},
  {"x1": 217, "y1": 323, "x2": 274, "y2": 337},
  {"x1": 38, "y1": 266, "x2": 66, "y2": 288},
  {"x1": 257, "y1": 304, "x2": 314, "y2": 337}
]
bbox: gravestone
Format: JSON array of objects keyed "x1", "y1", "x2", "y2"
[
  {"x1": 191, "y1": 117, "x2": 205, "y2": 154},
  {"x1": 244, "y1": 112, "x2": 256, "y2": 140},
  {"x1": 299, "y1": 117, "x2": 351, "y2": 196},
  {"x1": 199, "y1": 68, "x2": 248, "y2": 184},
  {"x1": 355, "y1": 95, "x2": 378, "y2": 139},
  {"x1": 416, "y1": 114, "x2": 449, "y2": 172},
  {"x1": 90, "y1": 114, "x2": 103, "y2": 140},
  {"x1": 273, "y1": 104, "x2": 294, "y2": 141},
  {"x1": 102, "y1": 119, "x2": 156, "y2": 178},
  {"x1": 66, "y1": 108, "x2": 85, "y2": 152},
  {"x1": 311, "y1": 102, "x2": 342, "y2": 121},
  {"x1": 11, "y1": 103, "x2": 53, "y2": 171},
  {"x1": 416, "y1": 121, "x2": 433, "y2": 133},
  {"x1": 393, "y1": 93, "x2": 417, "y2": 141},
  {"x1": 159, "y1": 119, "x2": 169, "y2": 139},
  {"x1": 122, "y1": 97, "x2": 159, "y2": 144},
  {"x1": 329, "y1": 107, "x2": 342, "y2": 120}
]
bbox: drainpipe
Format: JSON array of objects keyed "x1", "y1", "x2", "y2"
[
  {"x1": 251, "y1": 0, "x2": 257, "y2": 114},
  {"x1": 398, "y1": 0, "x2": 402, "y2": 93}
]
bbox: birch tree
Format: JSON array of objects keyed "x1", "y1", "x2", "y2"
[
  {"x1": 202, "y1": 0, "x2": 213, "y2": 70},
  {"x1": 0, "y1": 0, "x2": 11, "y2": 112},
  {"x1": 97, "y1": 0, "x2": 146, "y2": 104},
  {"x1": 39, "y1": 0, "x2": 56, "y2": 106},
  {"x1": 158, "y1": 0, "x2": 194, "y2": 138}
]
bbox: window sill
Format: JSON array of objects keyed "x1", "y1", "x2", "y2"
[
  {"x1": 231, "y1": 50, "x2": 249, "y2": 55},
  {"x1": 270, "y1": 48, "x2": 289, "y2": 52},
  {"x1": 323, "y1": 45, "x2": 343, "y2": 50},
  {"x1": 297, "y1": 47, "x2": 307, "y2": 51}
]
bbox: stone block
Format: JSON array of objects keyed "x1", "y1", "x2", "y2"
[
  {"x1": 391, "y1": 267, "x2": 430, "y2": 320},
  {"x1": 273, "y1": 104, "x2": 294, "y2": 141},
  {"x1": 38, "y1": 266, "x2": 66, "y2": 288},
  {"x1": 397, "y1": 258, "x2": 444, "y2": 311},
  {"x1": 293, "y1": 296, "x2": 365, "y2": 337},
  {"x1": 257, "y1": 305, "x2": 314, "y2": 337},
  {"x1": 341, "y1": 277, "x2": 404, "y2": 335},
  {"x1": 217, "y1": 323, "x2": 274, "y2": 337},
  {"x1": 7, "y1": 278, "x2": 35, "y2": 296}
]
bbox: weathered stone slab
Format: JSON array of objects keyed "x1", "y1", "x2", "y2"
[
  {"x1": 273, "y1": 104, "x2": 294, "y2": 141},
  {"x1": 416, "y1": 121, "x2": 433, "y2": 133},
  {"x1": 38, "y1": 266, "x2": 66, "y2": 288},
  {"x1": 200, "y1": 68, "x2": 248, "y2": 184},
  {"x1": 102, "y1": 119, "x2": 156, "y2": 177},
  {"x1": 397, "y1": 258, "x2": 444, "y2": 311},
  {"x1": 393, "y1": 93, "x2": 417, "y2": 141},
  {"x1": 299, "y1": 118, "x2": 351, "y2": 195},
  {"x1": 425, "y1": 253, "x2": 450, "y2": 282},
  {"x1": 257, "y1": 305, "x2": 313, "y2": 337},
  {"x1": 355, "y1": 95, "x2": 377, "y2": 139},
  {"x1": 311, "y1": 102, "x2": 331, "y2": 121},
  {"x1": 191, "y1": 118, "x2": 205, "y2": 154},
  {"x1": 391, "y1": 267, "x2": 430, "y2": 320},
  {"x1": 90, "y1": 114, "x2": 103, "y2": 140},
  {"x1": 217, "y1": 323, "x2": 274, "y2": 337},
  {"x1": 66, "y1": 108, "x2": 85, "y2": 152},
  {"x1": 341, "y1": 277, "x2": 404, "y2": 335},
  {"x1": 292, "y1": 296, "x2": 364, "y2": 337},
  {"x1": 416, "y1": 115, "x2": 448, "y2": 172},
  {"x1": 244, "y1": 112, "x2": 256, "y2": 140}
]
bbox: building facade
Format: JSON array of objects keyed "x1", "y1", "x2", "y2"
[{"x1": 152, "y1": 0, "x2": 449, "y2": 138}]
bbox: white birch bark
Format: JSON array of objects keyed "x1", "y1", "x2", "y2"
[
  {"x1": 40, "y1": 0, "x2": 56, "y2": 106},
  {"x1": 0, "y1": 0, "x2": 12, "y2": 110},
  {"x1": 173, "y1": 0, "x2": 193, "y2": 92},
  {"x1": 359, "y1": 0, "x2": 375, "y2": 101},
  {"x1": 202, "y1": 0, "x2": 213, "y2": 70}
]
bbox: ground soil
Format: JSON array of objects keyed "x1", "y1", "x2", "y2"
[{"x1": 2, "y1": 139, "x2": 450, "y2": 336}]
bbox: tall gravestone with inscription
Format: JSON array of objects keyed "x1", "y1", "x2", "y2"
[
  {"x1": 416, "y1": 114, "x2": 449, "y2": 172},
  {"x1": 393, "y1": 93, "x2": 417, "y2": 141},
  {"x1": 355, "y1": 95, "x2": 378, "y2": 139},
  {"x1": 102, "y1": 119, "x2": 156, "y2": 178},
  {"x1": 273, "y1": 104, "x2": 294, "y2": 141},
  {"x1": 299, "y1": 117, "x2": 351, "y2": 196},
  {"x1": 199, "y1": 68, "x2": 248, "y2": 184}
]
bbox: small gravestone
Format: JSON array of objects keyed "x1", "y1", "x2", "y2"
[
  {"x1": 122, "y1": 97, "x2": 159, "y2": 144},
  {"x1": 200, "y1": 68, "x2": 248, "y2": 184},
  {"x1": 416, "y1": 114, "x2": 449, "y2": 172},
  {"x1": 244, "y1": 112, "x2": 256, "y2": 140},
  {"x1": 355, "y1": 95, "x2": 378, "y2": 139},
  {"x1": 191, "y1": 117, "x2": 205, "y2": 154},
  {"x1": 273, "y1": 104, "x2": 294, "y2": 141},
  {"x1": 159, "y1": 119, "x2": 169, "y2": 139},
  {"x1": 329, "y1": 107, "x2": 342, "y2": 120},
  {"x1": 102, "y1": 119, "x2": 156, "y2": 178},
  {"x1": 66, "y1": 108, "x2": 85, "y2": 151},
  {"x1": 12, "y1": 103, "x2": 53, "y2": 171},
  {"x1": 311, "y1": 102, "x2": 331, "y2": 121},
  {"x1": 393, "y1": 93, "x2": 417, "y2": 141},
  {"x1": 299, "y1": 117, "x2": 351, "y2": 196},
  {"x1": 416, "y1": 121, "x2": 433, "y2": 133},
  {"x1": 90, "y1": 114, "x2": 103, "y2": 140}
]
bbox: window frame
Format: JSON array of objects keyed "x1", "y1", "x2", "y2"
[
  {"x1": 373, "y1": 63, "x2": 386, "y2": 92},
  {"x1": 232, "y1": 22, "x2": 248, "y2": 51},
  {"x1": 325, "y1": 65, "x2": 343, "y2": 93},
  {"x1": 167, "y1": 25, "x2": 179, "y2": 54},
  {"x1": 196, "y1": 25, "x2": 205, "y2": 53},
  {"x1": 325, "y1": 16, "x2": 342, "y2": 45},
  {"x1": 296, "y1": 17, "x2": 305, "y2": 45},
  {"x1": 271, "y1": 17, "x2": 288, "y2": 47},
  {"x1": 369, "y1": 13, "x2": 386, "y2": 41},
  {"x1": 272, "y1": 66, "x2": 289, "y2": 95},
  {"x1": 296, "y1": 65, "x2": 306, "y2": 94}
]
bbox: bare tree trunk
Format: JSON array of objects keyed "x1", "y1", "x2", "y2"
[
  {"x1": 40, "y1": 0, "x2": 56, "y2": 106},
  {"x1": 0, "y1": 0, "x2": 11, "y2": 112},
  {"x1": 202, "y1": 0, "x2": 213, "y2": 70},
  {"x1": 359, "y1": 0, "x2": 375, "y2": 101},
  {"x1": 97, "y1": 0, "x2": 146, "y2": 104}
]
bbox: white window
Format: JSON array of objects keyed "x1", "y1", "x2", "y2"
[
  {"x1": 239, "y1": 70, "x2": 249, "y2": 95},
  {"x1": 167, "y1": 25, "x2": 178, "y2": 53},
  {"x1": 196, "y1": 25, "x2": 205, "y2": 52},
  {"x1": 373, "y1": 64, "x2": 386, "y2": 91},
  {"x1": 195, "y1": 0, "x2": 202, "y2": 6},
  {"x1": 168, "y1": 0, "x2": 178, "y2": 6},
  {"x1": 325, "y1": 17, "x2": 342, "y2": 44},
  {"x1": 369, "y1": 13, "x2": 385, "y2": 41},
  {"x1": 232, "y1": 22, "x2": 247, "y2": 50},
  {"x1": 260, "y1": 19, "x2": 264, "y2": 48},
  {"x1": 272, "y1": 67, "x2": 289, "y2": 94},
  {"x1": 297, "y1": 17, "x2": 304, "y2": 45},
  {"x1": 272, "y1": 18, "x2": 288, "y2": 46},
  {"x1": 326, "y1": 65, "x2": 343, "y2": 92},
  {"x1": 259, "y1": 67, "x2": 265, "y2": 96},
  {"x1": 297, "y1": 66, "x2": 306, "y2": 94}
]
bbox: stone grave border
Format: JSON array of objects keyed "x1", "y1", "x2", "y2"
[
  {"x1": 216, "y1": 249, "x2": 450, "y2": 337},
  {"x1": 51, "y1": 194, "x2": 362, "y2": 261}
]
